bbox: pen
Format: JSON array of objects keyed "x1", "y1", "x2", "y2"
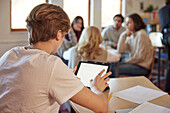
[{"x1": 107, "y1": 92, "x2": 113, "y2": 101}]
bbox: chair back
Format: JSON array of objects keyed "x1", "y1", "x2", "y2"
[
  {"x1": 148, "y1": 48, "x2": 157, "y2": 80},
  {"x1": 149, "y1": 32, "x2": 163, "y2": 47}
]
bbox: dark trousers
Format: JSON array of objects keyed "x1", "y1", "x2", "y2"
[
  {"x1": 108, "y1": 62, "x2": 117, "y2": 78},
  {"x1": 162, "y1": 36, "x2": 170, "y2": 91},
  {"x1": 119, "y1": 63, "x2": 150, "y2": 77}
]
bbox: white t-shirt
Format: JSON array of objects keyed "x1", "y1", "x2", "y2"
[{"x1": 0, "y1": 46, "x2": 84, "y2": 113}]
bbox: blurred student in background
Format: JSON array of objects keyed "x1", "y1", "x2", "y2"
[
  {"x1": 158, "y1": 0, "x2": 170, "y2": 92},
  {"x1": 101, "y1": 14, "x2": 126, "y2": 49},
  {"x1": 70, "y1": 16, "x2": 85, "y2": 42},
  {"x1": 117, "y1": 13, "x2": 154, "y2": 77},
  {"x1": 55, "y1": 16, "x2": 84, "y2": 64},
  {"x1": 64, "y1": 26, "x2": 121, "y2": 77}
]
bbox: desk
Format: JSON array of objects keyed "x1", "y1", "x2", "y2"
[{"x1": 70, "y1": 76, "x2": 170, "y2": 113}]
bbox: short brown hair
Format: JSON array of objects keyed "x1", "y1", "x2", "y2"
[
  {"x1": 26, "y1": 3, "x2": 70, "y2": 44},
  {"x1": 127, "y1": 13, "x2": 146, "y2": 32},
  {"x1": 113, "y1": 14, "x2": 124, "y2": 23}
]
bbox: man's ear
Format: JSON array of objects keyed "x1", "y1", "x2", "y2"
[{"x1": 56, "y1": 30, "x2": 63, "y2": 41}]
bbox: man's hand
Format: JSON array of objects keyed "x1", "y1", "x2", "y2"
[{"x1": 90, "y1": 69, "x2": 111, "y2": 92}]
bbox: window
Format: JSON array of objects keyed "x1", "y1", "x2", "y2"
[
  {"x1": 10, "y1": 0, "x2": 48, "y2": 31},
  {"x1": 63, "y1": 0, "x2": 89, "y2": 27},
  {"x1": 101, "y1": 0, "x2": 121, "y2": 27}
]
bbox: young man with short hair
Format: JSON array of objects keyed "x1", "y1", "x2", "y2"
[
  {"x1": 101, "y1": 14, "x2": 126, "y2": 49},
  {"x1": 0, "y1": 3, "x2": 111, "y2": 113}
]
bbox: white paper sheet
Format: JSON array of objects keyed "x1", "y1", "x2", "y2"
[
  {"x1": 128, "y1": 102, "x2": 170, "y2": 113},
  {"x1": 114, "y1": 85, "x2": 168, "y2": 104}
]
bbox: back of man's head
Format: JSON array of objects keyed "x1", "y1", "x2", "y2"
[{"x1": 26, "y1": 3, "x2": 70, "y2": 45}]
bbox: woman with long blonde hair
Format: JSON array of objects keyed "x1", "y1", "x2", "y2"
[
  {"x1": 77, "y1": 26, "x2": 103, "y2": 61},
  {"x1": 64, "y1": 26, "x2": 120, "y2": 70}
]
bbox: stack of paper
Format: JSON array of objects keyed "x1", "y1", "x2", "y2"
[
  {"x1": 113, "y1": 85, "x2": 167, "y2": 104},
  {"x1": 128, "y1": 102, "x2": 170, "y2": 113}
]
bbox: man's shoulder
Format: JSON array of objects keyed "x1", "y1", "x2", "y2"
[
  {"x1": 18, "y1": 48, "x2": 63, "y2": 65},
  {"x1": 107, "y1": 25, "x2": 114, "y2": 28},
  {"x1": 103, "y1": 25, "x2": 114, "y2": 30},
  {"x1": 43, "y1": 54, "x2": 62, "y2": 64},
  {"x1": 102, "y1": 25, "x2": 114, "y2": 34}
]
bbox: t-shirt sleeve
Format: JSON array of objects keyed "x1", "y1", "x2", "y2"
[{"x1": 48, "y1": 58, "x2": 84, "y2": 105}]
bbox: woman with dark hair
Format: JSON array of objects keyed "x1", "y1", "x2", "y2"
[
  {"x1": 71, "y1": 16, "x2": 84, "y2": 42},
  {"x1": 117, "y1": 13, "x2": 154, "y2": 77},
  {"x1": 55, "y1": 16, "x2": 84, "y2": 64}
]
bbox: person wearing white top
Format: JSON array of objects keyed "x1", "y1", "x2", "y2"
[{"x1": 0, "y1": 4, "x2": 111, "y2": 113}]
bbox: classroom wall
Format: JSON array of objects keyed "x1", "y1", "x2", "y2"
[
  {"x1": 0, "y1": 0, "x2": 63, "y2": 57},
  {"x1": 0, "y1": 0, "x2": 28, "y2": 57},
  {"x1": 122, "y1": 0, "x2": 165, "y2": 17},
  {"x1": 90, "y1": 0, "x2": 102, "y2": 30}
]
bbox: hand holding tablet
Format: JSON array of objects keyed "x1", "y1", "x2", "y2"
[
  {"x1": 90, "y1": 69, "x2": 111, "y2": 92},
  {"x1": 74, "y1": 61, "x2": 111, "y2": 91}
]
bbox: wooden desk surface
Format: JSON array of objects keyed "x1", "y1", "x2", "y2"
[{"x1": 70, "y1": 76, "x2": 170, "y2": 113}]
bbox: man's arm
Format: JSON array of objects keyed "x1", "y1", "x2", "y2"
[
  {"x1": 70, "y1": 70, "x2": 111, "y2": 113},
  {"x1": 102, "y1": 29, "x2": 117, "y2": 48}
]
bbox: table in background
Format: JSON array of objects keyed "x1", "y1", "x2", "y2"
[{"x1": 70, "y1": 76, "x2": 170, "y2": 113}]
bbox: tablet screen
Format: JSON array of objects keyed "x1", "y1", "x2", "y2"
[{"x1": 75, "y1": 61, "x2": 110, "y2": 87}]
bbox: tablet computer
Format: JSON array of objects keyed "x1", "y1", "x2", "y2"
[{"x1": 75, "y1": 61, "x2": 110, "y2": 87}]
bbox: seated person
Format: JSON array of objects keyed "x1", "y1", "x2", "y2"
[
  {"x1": 0, "y1": 4, "x2": 111, "y2": 113},
  {"x1": 64, "y1": 26, "x2": 121, "y2": 77},
  {"x1": 101, "y1": 14, "x2": 126, "y2": 49},
  {"x1": 55, "y1": 16, "x2": 84, "y2": 61},
  {"x1": 117, "y1": 13, "x2": 154, "y2": 77}
]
